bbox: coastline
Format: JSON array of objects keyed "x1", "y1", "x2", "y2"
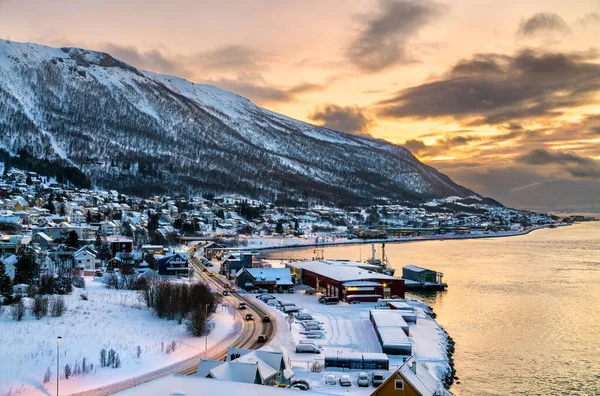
[{"x1": 249, "y1": 223, "x2": 569, "y2": 254}]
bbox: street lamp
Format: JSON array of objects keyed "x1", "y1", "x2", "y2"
[
  {"x1": 57, "y1": 336, "x2": 62, "y2": 396},
  {"x1": 205, "y1": 305, "x2": 209, "y2": 351}
]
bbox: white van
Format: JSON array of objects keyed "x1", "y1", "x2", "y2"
[{"x1": 295, "y1": 344, "x2": 321, "y2": 354}]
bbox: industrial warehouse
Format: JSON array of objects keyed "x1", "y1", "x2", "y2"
[{"x1": 285, "y1": 260, "x2": 405, "y2": 302}]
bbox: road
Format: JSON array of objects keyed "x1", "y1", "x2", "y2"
[
  {"x1": 178, "y1": 250, "x2": 276, "y2": 374},
  {"x1": 72, "y1": 249, "x2": 276, "y2": 395}
]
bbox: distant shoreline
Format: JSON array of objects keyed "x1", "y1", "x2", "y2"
[{"x1": 253, "y1": 223, "x2": 571, "y2": 254}]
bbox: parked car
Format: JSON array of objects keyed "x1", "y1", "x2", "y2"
[
  {"x1": 319, "y1": 296, "x2": 339, "y2": 305},
  {"x1": 289, "y1": 379, "x2": 311, "y2": 390},
  {"x1": 295, "y1": 344, "x2": 321, "y2": 354},
  {"x1": 257, "y1": 334, "x2": 268, "y2": 342},
  {"x1": 302, "y1": 323, "x2": 322, "y2": 331},
  {"x1": 245, "y1": 313, "x2": 254, "y2": 321},
  {"x1": 287, "y1": 288, "x2": 294, "y2": 293},
  {"x1": 305, "y1": 288, "x2": 317, "y2": 295},
  {"x1": 298, "y1": 340, "x2": 322, "y2": 349},
  {"x1": 238, "y1": 302, "x2": 247, "y2": 310},
  {"x1": 339, "y1": 375, "x2": 352, "y2": 387},
  {"x1": 325, "y1": 375, "x2": 336, "y2": 385},
  {"x1": 372, "y1": 372, "x2": 385, "y2": 386},
  {"x1": 296, "y1": 312, "x2": 314, "y2": 321},
  {"x1": 357, "y1": 372, "x2": 369, "y2": 387},
  {"x1": 262, "y1": 315, "x2": 271, "y2": 322}
]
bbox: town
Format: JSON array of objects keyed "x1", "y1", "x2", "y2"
[{"x1": 0, "y1": 164, "x2": 588, "y2": 396}]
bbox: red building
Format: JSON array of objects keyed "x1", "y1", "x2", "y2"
[{"x1": 286, "y1": 260, "x2": 405, "y2": 302}]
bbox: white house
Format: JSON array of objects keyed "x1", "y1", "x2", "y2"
[
  {"x1": 100, "y1": 220, "x2": 118, "y2": 235},
  {"x1": 71, "y1": 210, "x2": 85, "y2": 224},
  {"x1": 73, "y1": 246, "x2": 99, "y2": 273}
]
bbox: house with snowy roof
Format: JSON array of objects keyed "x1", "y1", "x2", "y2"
[
  {"x1": 197, "y1": 348, "x2": 292, "y2": 386},
  {"x1": 235, "y1": 267, "x2": 294, "y2": 292},
  {"x1": 73, "y1": 246, "x2": 100, "y2": 273},
  {"x1": 371, "y1": 356, "x2": 449, "y2": 396}
]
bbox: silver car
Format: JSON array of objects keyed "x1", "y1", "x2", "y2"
[
  {"x1": 357, "y1": 372, "x2": 369, "y2": 387},
  {"x1": 339, "y1": 375, "x2": 352, "y2": 387}
]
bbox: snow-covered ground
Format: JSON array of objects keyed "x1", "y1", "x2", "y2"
[
  {"x1": 253, "y1": 287, "x2": 450, "y2": 395},
  {"x1": 0, "y1": 278, "x2": 240, "y2": 395}
]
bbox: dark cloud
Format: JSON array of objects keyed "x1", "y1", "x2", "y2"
[
  {"x1": 435, "y1": 161, "x2": 600, "y2": 211},
  {"x1": 517, "y1": 12, "x2": 571, "y2": 36},
  {"x1": 376, "y1": 49, "x2": 600, "y2": 125},
  {"x1": 517, "y1": 148, "x2": 590, "y2": 165},
  {"x1": 100, "y1": 43, "x2": 268, "y2": 79},
  {"x1": 205, "y1": 74, "x2": 325, "y2": 105},
  {"x1": 102, "y1": 43, "x2": 193, "y2": 78},
  {"x1": 346, "y1": 0, "x2": 444, "y2": 72},
  {"x1": 308, "y1": 104, "x2": 374, "y2": 135},
  {"x1": 402, "y1": 139, "x2": 427, "y2": 155},
  {"x1": 517, "y1": 148, "x2": 600, "y2": 180},
  {"x1": 402, "y1": 134, "x2": 480, "y2": 157},
  {"x1": 97, "y1": 43, "x2": 324, "y2": 105}
]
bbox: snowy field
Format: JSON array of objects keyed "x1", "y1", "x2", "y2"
[
  {"x1": 0, "y1": 278, "x2": 239, "y2": 395},
  {"x1": 252, "y1": 287, "x2": 450, "y2": 395}
]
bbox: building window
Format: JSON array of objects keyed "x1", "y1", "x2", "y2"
[{"x1": 394, "y1": 380, "x2": 404, "y2": 390}]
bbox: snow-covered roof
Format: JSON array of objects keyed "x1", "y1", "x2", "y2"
[
  {"x1": 399, "y1": 356, "x2": 445, "y2": 396},
  {"x1": 197, "y1": 359, "x2": 224, "y2": 378},
  {"x1": 403, "y1": 265, "x2": 435, "y2": 273},
  {"x1": 207, "y1": 361, "x2": 260, "y2": 383},
  {"x1": 287, "y1": 260, "x2": 400, "y2": 283},
  {"x1": 236, "y1": 267, "x2": 293, "y2": 285}
]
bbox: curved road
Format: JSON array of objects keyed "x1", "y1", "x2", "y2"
[
  {"x1": 71, "y1": 249, "x2": 276, "y2": 395},
  {"x1": 179, "y1": 251, "x2": 276, "y2": 374}
]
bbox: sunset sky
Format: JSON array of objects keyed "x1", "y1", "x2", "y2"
[{"x1": 1, "y1": 0, "x2": 599, "y2": 210}]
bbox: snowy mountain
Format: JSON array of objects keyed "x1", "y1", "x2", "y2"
[{"x1": 0, "y1": 40, "x2": 482, "y2": 204}]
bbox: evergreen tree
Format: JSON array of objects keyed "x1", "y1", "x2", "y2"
[
  {"x1": 94, "y1": 234, "x2": 103, "y2": 251},
  {"x1": 0, "y1": 260, "x2": 12, "y2": 297},
  {"x1": 275, "y1": 221, "x2": 284, "y2": 235},
  {"x1": 86, "y1": 210, "x2": 92, "y2": 224},
  {"x1": 26, "y1": 174, "x2": 33, "y2": 185},
  {"x1": 14, "y1": 245, "x2": 38, "y2": 285},
  {"x1": 44, "y1": 194, "x2": 56, "y2": 214},
  {"x1": 67, "y1": 231, "x2": 79, "y2": 248}
]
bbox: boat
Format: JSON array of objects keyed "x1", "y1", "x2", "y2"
[{"x1": 364, "y1": 243, "x2": 395, "y2": 276}]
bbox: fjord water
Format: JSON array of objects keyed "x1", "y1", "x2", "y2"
[{"x1": 265, "y1": 222, "x2": 600, "y2": 394}]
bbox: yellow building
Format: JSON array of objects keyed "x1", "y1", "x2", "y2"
[{"x1": 371, "y1": 357, "x2": 447, "y2": 396}]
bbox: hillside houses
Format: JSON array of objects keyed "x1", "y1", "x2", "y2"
[{"x1": 0, "y1": 163, "x2": 568, "y2": 293}]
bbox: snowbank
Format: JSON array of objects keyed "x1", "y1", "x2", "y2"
[{"x1": 0, "y1": 278, "x2": 239, "y2": 395}]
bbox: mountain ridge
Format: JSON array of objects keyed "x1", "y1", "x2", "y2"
[{"x1": 0, "y1": 39, "x2": 487, "y2": 205}]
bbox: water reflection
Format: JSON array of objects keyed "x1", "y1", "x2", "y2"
[{"x1": 265, "y1": 222, "x2": 600, "y2": 394}]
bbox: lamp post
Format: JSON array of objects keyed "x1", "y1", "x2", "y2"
[{"x1": 57, "y1": 336, "x2": 62, "y2": 396}]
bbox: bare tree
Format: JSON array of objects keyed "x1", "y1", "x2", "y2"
[
  {"x1": 11, "y1": 299, "x2": 26, "y2": 321},
  {"x1": 31, "y1": 295, "x2": 49, "y2": 319},
  {"x1": 50, "y1": 296, "x2": 67, "y2": 317}
]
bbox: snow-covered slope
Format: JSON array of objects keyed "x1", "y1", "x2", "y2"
[{"x1": 0, "y1": 39, "x2": 478, "y2": 203}]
